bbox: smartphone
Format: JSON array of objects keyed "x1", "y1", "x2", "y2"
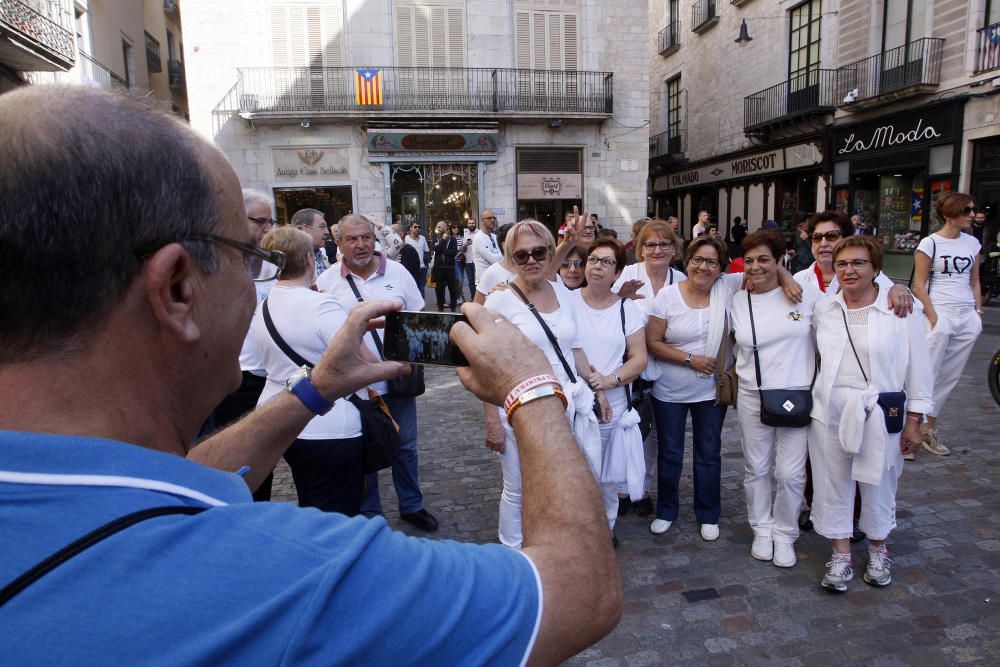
[{"x1": 383, "y1": 310, "x2": 470, "y2": 367}]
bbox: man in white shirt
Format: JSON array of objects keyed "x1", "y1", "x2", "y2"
[
  {"x1": 472, "y1": 209, "x2": 503, "y2": 287},
  {"x1": 693, "y1": 210, "x2": 709, "y2": 238},
  {"x1": 317, "y1": 215, "x2": 438, "y2": 532},
  {"x1": 458, "y1": 216, "x2": 478, "y2": 299},
  {"x1": 404, "y1": 222, "x2": 430, "y2": 288}
]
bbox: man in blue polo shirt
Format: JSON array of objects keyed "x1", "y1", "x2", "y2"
[{"x1": 0, "y1": 86, "x2": 621, "y2": 664}]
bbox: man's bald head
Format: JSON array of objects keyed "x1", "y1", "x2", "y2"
[{"x1": 0, "y1": 86, "x2": 226, "y2": 363}]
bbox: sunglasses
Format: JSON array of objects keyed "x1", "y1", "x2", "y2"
[
  {"x1": 962, "y1": 206, "x2": 978, "y2": 216},
  {"x1": 561, "y1": 259, "x2": 584, "y2": 269},
  {"x1": 512, "y1": 246, "x2": 549, "y2": 265},
  {"x1": 811, "y1": 231, "x2": 843, "y2": 243}
]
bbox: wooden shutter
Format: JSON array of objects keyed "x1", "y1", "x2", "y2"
[
  {"x1": 394, "y1": 3, "x2": 467, "y2": 105},
  {"x1": 270, "y1": 3, "x2": 345, "y2": 107},
  {"x1": 513, "y1": 5, "x2": 579, "y2": 109}
]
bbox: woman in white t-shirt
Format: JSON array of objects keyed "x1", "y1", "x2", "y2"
[
  {"x1": 483, "y1": 220, "x2": 610, "y2": 548},
  {"x1": 912, "y1": 192, "x2": 984, "y2": 456},
  {"x1": 252, "y1": 227, "x2": 367, "y2": 515},
  {"x1": 573, "y1": 238, "x2": 648, "y2": 540},
  {"x1": 730, "y1": 230, "x2": 822, "y2": 568}
]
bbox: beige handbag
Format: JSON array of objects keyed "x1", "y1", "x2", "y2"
[{"x1": 715, "y1": 313, "x2": 738, "y2": 407}]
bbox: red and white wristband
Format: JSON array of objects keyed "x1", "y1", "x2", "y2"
[{"x1": 503, "y1": 374, "x2": 560, "y2": 412}]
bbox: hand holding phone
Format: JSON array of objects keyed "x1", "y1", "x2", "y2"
[{"x1": 383, "y1": 310, "x2": 470, "y2": 367}]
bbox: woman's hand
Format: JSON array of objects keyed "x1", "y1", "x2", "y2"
[
  {"x1": 690, "y1": 355, "x2": 717, "y2": 375},
  {"x1": 617, "y1": 279, "x2": 645, "y2": 301},
  {"x1": 900, "y1": 421, "x2": 922, "y2": 456},
  {"x1": 778, "y1": 266, "x2": 804, "y2": 303},
  {"x1": 485, "y1": 418, "x2": 506, "y2": 453},
  {"x1": 886, "y1": 284, "x2": 914, "y2": 318},
  {"x1": 586, "y1": 368, "x2": 616, "y2": 390},
  {"x1": 926, "y1": 309, "x2": 938, "y2": 329},
  {"x1": 596, "y1": 389, "x2": 612, "y2": 424}
]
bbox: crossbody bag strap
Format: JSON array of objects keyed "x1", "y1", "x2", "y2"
[
  {"x1": 927, "y1": 238, "x2": 936, "y2": 295},
  {"x1": 840, "y1": 307, "x2": 870, "y2": 384},
  {"x1": 345, "y1": 275, "x2": 385, "y2": 358},
  {"x1": 746, "y1": 291, "x2": 764, "y2": 391},
  {"x1": 0, "y1": 505, "x2": 206, "y2": 608},
  {"x1": 262, "y1": 299, "x2": 313, "y2": 368},
  {"x1": 619, "y1": 299, "x2": 632, "y2": 406},
  {"x1": 508, "y1": 282, "x2": 577, "y2": 383}
]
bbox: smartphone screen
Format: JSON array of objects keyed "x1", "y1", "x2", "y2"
[{"x1": 383, "y1": 311, "x2": 470, "y2": 367}]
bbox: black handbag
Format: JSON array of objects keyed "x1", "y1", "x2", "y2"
[
  {"x1": 840, "y1": 309, "x2": 908, "y2": 434},
  {"x1": 345, "y1": 275, "x2": 426, "y2": 398},
  {"x1": 262, "y1": 299, "x2": 400, "y2": 473},
  {"x1": 747, "y1": 292, "x2": 814, "y2": 428}
]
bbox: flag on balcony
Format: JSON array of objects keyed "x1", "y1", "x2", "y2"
[{"x1": 355, "y1": 68, "x2": 383, "y2": 105}]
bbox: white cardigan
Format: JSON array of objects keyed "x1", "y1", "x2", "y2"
[{"x1": 811, "y1": 287, "x2": 933, "y2": 426}]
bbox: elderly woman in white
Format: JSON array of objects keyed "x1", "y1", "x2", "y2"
[{"x1": 810, "y1": 236, "x2": 931, "y2": 593}]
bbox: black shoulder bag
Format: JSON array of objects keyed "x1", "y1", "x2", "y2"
[
  {"x1": 620, "y1": 299, "x2": 653, "y2": 440},
  {"x1": 262, "y1": 299, "x2": 399, "y2": 474},
  {"x1": 345, "y1": 275, "x2": 425, "y2": 398},
  {"x1": 747, "y1": 291, "x2": 814, "y2": 428},
  {"x1": 840, "y1": 308, "x2": 907, "y2": 434}
]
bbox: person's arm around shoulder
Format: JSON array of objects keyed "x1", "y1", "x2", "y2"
[
  {"x1": 912, "y1": 239, "x2": 937, "y2": 328},
  {"x1": 452, "y1": 304, "x2": 622, "y2": 663}
]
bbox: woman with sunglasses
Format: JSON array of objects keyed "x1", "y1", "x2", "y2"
[
  {"x1": 483, "y1": 220, "x2": 610, "y2": 548},
  {"x1": 573, "y1": 238, "x2": 649, "y2": 540},
  {"x1": 912, "y1": 193, "x2": 984, "y2": 457},
  {"x1": 558, "y1": 245, "x2": 588, "y2": 290}
]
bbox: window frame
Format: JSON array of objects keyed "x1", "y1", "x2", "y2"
[{"x1": 787, "y1": 0, "x2": 822, "y2": 84}]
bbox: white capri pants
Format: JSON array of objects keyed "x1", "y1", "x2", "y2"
[
  {"x1": 736, "y1": 387, "x2": 809, "y2": 544},
  {"x1": 808, "y1": 387, "x2": 902, "y2": 541},
  {"x1": 926, "y1": 305, "x2": 982, "y2": 419}
]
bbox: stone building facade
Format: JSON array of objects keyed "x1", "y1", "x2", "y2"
[{"x1": 183, "y1": 0, "x2": 649, "y2": 235}]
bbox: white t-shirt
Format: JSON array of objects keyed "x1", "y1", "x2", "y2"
[
  {"x1": 916, "y1": 232, "x2": 981, "y2": 308},
  {"x1": 793, "y1": 261, "x2": 894, "y2": 295},
  {"x1": 476, "y1": 261, "x2": 517, "y2": 297},
  {"x1": 572, "y1": 291, "x2": 644, "y2": 416},
  {"x1": 730, "y1": 284, "x2": 821, "y2": 391},
  {"x1": 461, "y1": 229, "x2": 476, "y2": 264},
  {"x1": 404, "y1": 235, "x2": 430, "y2": 268},
  {"x1": 472, "y1": 230, "x2": 503, "y2": 284},
  {"x1": 485, "y1": 281, "x2": 581, "y2": 385},
  {"x1": 253, "y1": 285, "x2": 362, "y2": 440},
  {"x1": 612, "y1": 262, "x2": 687, "y2": 318},
  {"x1": 238, "y1": 278, "x2": 276, "y2": 375},
  {"x1": 317, "y1": 256, "x2": 425, "y2": 394}
]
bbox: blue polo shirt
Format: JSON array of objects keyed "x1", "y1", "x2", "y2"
[{"x1": 0, "y1": 431, "x2": 542, "y2": 665}]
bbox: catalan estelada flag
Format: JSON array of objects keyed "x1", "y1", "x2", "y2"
[{"x1": 355, "y1": 68, "x2": 383, "y2": 105}]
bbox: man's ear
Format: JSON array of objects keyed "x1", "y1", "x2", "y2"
[{"x1": 144, "y1": 244, "x2": 202, "y2": 343}]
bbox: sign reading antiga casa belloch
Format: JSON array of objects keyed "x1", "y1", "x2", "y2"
[
  {"x1": 517, "y1": 173, "x2": 583, "y2": 199},
  {"x1": 272, "y1": 147, "x2": 350, "y2": 181},
  {"x1": 368, "y1": 130, "x2": 498, "y2": 153},
  {"x1": 832, "y1": 104, "x2": 958, "y2": 158}
]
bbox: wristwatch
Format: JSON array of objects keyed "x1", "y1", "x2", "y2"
[
  {"x1": 684, "y1": 353, "x2": 693, "y2": 368},
  {"x1": 614, "y1": 373, "x2": 622, "y2": 387},
  {"x1": 286, "y1": 366, "x2": 335, "y2": 416}
]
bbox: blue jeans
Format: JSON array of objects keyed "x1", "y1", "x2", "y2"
[
  {"x1": 651, "y1": 397, "x2": 727, "y2": 524},
  {"x1": 460, "y1": 263, "x2": 475, "y2": 299},
  {"x1": 360, "y1": 394, "x2": 423, "y2": 514}
]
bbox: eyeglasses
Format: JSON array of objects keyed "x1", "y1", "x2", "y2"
[
  {"x1": 811, "y1": 231, "x2": 843, "y2": 243},
  {"x1": 561, "y1": 259, "x2": 584, "y2": 269},
  {"x1": 642, "y1": 241, "x2": 674, "y2": 251},
  {"x1": 582, "y1": 225, "x2": 597, "y2": 233},
  {"x1": 512, "y1": 246, "x2": 549, "y2": 265},
  {"x1": 587, "y1": 255, "x2": 616, "y2": 267},
  {"x1": 962, "y1": 206, "x2": 978, "y2": 216},
  {"x1": 248, "y1": 216, "x2": 277, "y2": 228},
  {"x1": 186, "y1": 232, "x2": 286, "y2": 281},
  {"x1": 833, "y1": 259, "x2": 872, "y2": 271},
  {"x1": 483, "y1": 216, "x2": 497, "y2": 221},
  {"x1": 689, "y1": 255, "x2": 720, "y2": 268}
]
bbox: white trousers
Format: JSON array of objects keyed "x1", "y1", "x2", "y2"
[
  {"x1": 498, "y1": 408, "x2": 616, "y2": 548},
  {"x1": 809, "y1": 387, "x2": 901, "y2": 541},
  {"x1": 736, "y1": 388, "x2": 809, "y2": 544},
  {"x1": 926, "y1": 305, "x2": 982, "y2": 418}
]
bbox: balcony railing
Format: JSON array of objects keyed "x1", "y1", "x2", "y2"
[
  {"x1": 650, "y1": 129, "x2": 685, "y2": 159},
  {"x1": 744, "y1": 69, "x2": 837, "y2": 132},
  {"x1": 658, "y1": 21, "x2": 679, "y2": 55},
  {"x1": 215, "y1": 66, "x2": 614, "y2": 119},
  {"x1": 163, "y1": 0, "x2": 180, "y2": 18},
  {"x1": 0, "y1": 0, "x2": 75, "y2": 71},
  {"x1": 145, "y1": 31, "x2": 161, "y2": 73},
  {"x1": 168, "y1": 58, "x2": 185, "y2": 91},
  {"x1": 975, "y1": 22, "x2": 1000, "y2": 74},
  {"x1": 78, "y1": 51, "x2": 127, "y2": 88},
  {"x1": 692, "y1": 0, "x2": 718, "y2": 34},
  {"x1": 837, "y1": 37, "x2": 944, "y2": 107}
]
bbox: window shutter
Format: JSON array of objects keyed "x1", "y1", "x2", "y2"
[
  {"x1": 323, "y1": 3, "x2": 343, "y2": 67},
  {"x1": 270, "y1": 3, "x2": 345, "y2": 107},
  {"x1": 414, "y1": 6, "x2": 430, "y2": 67},
  {"x1": 515, "y1": 11, "x2": 531, "y2": 69},
  {"x1": 447, "y1": 7, "x2": 464, "y2": 67},
  {"x1": 563, "y1": 13, "x2": 577, "y2": 71},
  {"x1": 395, "y1": 5, "x2": 414, "y2": 66}
]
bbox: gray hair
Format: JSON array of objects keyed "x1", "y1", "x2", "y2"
[
  {"x1": 0, "y1": 86, "x2": 222, "y2": 363},
  {"x1": 242, "y1": 188, "x2": 273, "y2": 213},
  {"x1": 291, "y1": 208, "x2": 324, "y2": 228},
  {"x1": 333, "y1": 214, "x2": 374, "y2": 241}
]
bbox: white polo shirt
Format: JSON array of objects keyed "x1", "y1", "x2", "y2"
[{"x1": 317, "y1": 253, "x2": 426, "y2": 394}]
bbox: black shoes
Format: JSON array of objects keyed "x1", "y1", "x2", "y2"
[
  {"x1": 632, "y1": 496, "x2": 654, "y2": 517},
  {"x1": 401, "y1": 509, "x2": 439, "y2": 533},
  {"x1": 798, "y1": 508, "x2": 814, "y2": 532},
  {"x1": 617, "y1": 496, "x2": 632, "y2": 516},
  {"x1": 850, "y1": 521, "x2": 867, "y2": 544}
]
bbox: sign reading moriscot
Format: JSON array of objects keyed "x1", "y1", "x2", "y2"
[{"x1": 655, "y1": 142, "x2": 823, "y2": 191}]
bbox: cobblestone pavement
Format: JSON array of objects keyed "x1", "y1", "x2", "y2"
[{"x1": 272, "y1": 303, "x2": 1000, "y2": 666}]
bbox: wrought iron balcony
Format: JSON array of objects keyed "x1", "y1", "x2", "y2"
[
  {"x1": 214, "y1": 66, "x2": 614, "y2": 122},
  {"x1": 691, "y1": 0, "x2": 718, "y2": 34},
  {"x1": 649, "y1": 130, "x2": 685, "y2": 159},
  {"x1": 836, "y1": 37, "x2": 944, "y2": 110},
  {"x1": 163, "y1": 0, "x2": 180, "y2": 19},
  {"x1": 145, "y1": 31, "x2": 161, "y2": 73},
  {"x1": 744, "y1": 69, "x2": 837, "y2": 134},
  {"x1": 658, "y1": 22, "x2": 680, "y2": 55},
  {"x1": 975, "y1": 22, "x2": 1000, "y2": 74},
  {"x1": 0, "y1": 0, "x2": 75, "y2": 71},
  {"x1": 78, "y1": 51, "x2": 127, "y2": 88},
  {"x1": 168, "y1": 59, "x2": 186, "y2": 92}
]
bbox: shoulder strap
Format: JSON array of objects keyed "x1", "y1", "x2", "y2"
[
  {"x1": 840, "y1": 307, "x2": 870, "y2": 384},
  {"x1": 345, "y1": 275, "x2": 385, "y2": 358},
  {"x1": 508, "y1": 282, "x2": 576, "y2": 383},
  {"x1": 746, "y1": 291, "x2": 764, "y2": 391},
  {"x1": 927, "y1": 238, "x2": 936, "y2": 295},
  {"x1": 262, "y1": 299, "x2": 313, "y2": 368},
  {"x1": 620, "y1": 299, "x2": 632, "y2": 406},
  {"x1": 0, "y1": 505, "x2": 206, "y2": 608}
]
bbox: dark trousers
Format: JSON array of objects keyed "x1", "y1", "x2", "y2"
[
  {"x1": 283, "y1": 435, "x2": 365, "y2": 516},
  {"x1": 652, "y1": 398, "x2": 726, "y2": 524},
  {"x1": 432, "y1": 266, "x2": 458, "y2": 310},
  {"x1": 209, "y1": 371, "x2": 272, "y2": 502}
]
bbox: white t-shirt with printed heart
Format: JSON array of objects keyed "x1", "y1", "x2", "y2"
[{"x1": 916, "y1": 232, "x2": 981, "y2": 308}]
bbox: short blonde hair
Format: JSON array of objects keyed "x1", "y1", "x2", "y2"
[
  {"x1": 503, "y1": 219, "x2": 556, "y2": 265},
  {"x1": 261, "y1": 226, "x2": 312, "y2": 279},
  {"x1": 636, "y1": 219, "x2": 681, "y2": 262}
]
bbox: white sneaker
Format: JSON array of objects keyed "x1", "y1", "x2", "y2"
[
  {"x1": 700, "y1": 524, "x2": 720, "y2": 541},
  {"x1": 751, "y1": 535, "x2": 773, "y2": 561},
  {"x1": 821, "y1": 552, "x2": 854, "y2": 593},
  {"x1": 650, "y1": 519, "x2": 672, "y2": 535},
  {"x1": 773, "y1": 541, "x2": 797, "y2": 567},
  {"x1": 864, "y1": 544, "x2": 893, "y2": 587}
]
